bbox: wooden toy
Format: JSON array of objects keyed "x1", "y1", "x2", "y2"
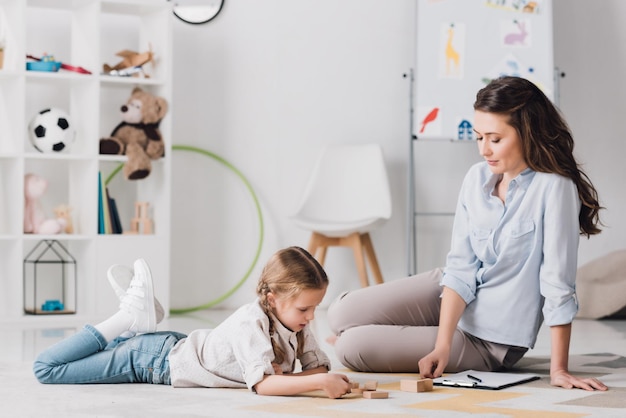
[
  {"x1": 363, "y1": 390, "x2": 389, "y2": 399},
  {"x1": 103, "y1": 46, "x2": 154, "y2": 77},
  {"x1": 400, "y1": 378, "x2": 433, "y2": 393},
  {"x1": 128, "y1": 201, "x2": 153, "y2": 234},
  {"x1": 363, "y1": 380, "x2": 378, "y2": 391}
]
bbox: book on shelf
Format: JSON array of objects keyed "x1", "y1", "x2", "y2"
[
  {"x1": 98, "y1": 172, "x2": 105, "y2": 234},
  {"x1": 107, "y1": 189, "x2": 123, "y2": 234},
  {"x1": 98, "y1": 171, "x2": 123, "y2": 234}
]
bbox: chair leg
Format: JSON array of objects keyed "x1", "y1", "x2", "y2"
[
  {"x1": 306, "y1": 231, "x2": 378, "y2": 287},
  {"x1": 308, "y1": 232, "x2": 329, "y2": 265},
  {"x1": 362, "y1": 232, "x2": 384, "y2": 284},
  {"x1": 307, "y1": 233, "x2": 320, "y2": 260},
  {"x1": 346, "y1": 232, "x2": 370, "y2": 288}
]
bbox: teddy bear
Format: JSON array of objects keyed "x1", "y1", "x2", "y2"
[
  {"x1": 99, "y1": 87, "x2": 168, "y2": 180},
  {"x1": 24, "y1": 173, "x2": 68, "y2": 235}
]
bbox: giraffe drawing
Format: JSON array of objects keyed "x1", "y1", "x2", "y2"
[{"x1": 445, "y1": 25, "x2": 460, "y2": 76}]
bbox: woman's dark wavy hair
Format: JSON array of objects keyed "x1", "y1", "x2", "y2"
[{"x1": 474, "y1": 76, "x2": 602, "y2": 237}]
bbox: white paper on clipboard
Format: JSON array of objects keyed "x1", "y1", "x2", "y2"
[{"x1": 433, "y1": 370, "x2": 540, "y2": 390}]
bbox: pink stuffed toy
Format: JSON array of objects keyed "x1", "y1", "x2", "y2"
[{"x1": 24, "y1": 173, "x2": 67, "y2": 234}]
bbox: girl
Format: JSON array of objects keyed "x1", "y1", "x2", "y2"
[
  {"x1": 34, "y1": 247, "x2": 351, "y2": 399},
  {"x1": 327, "y1": 76, "x2": 608, "y2": 391}
]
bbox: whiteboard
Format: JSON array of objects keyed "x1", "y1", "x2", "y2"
[{"x1": 413, "y1": 0, "x2": 554, "y2": 140}]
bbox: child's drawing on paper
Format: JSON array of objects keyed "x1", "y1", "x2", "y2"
[
  {"x1": 483, "y1": 53, "x2": 553, "y2": 100},
  {"x1": 485, "y1": 0, "x2": 542, "y2": 14},
  {"x1": 417, "y1": 106, "x2": 442, "y2": 136},
  {"x1": 439, "y1": 23, "x2": 465, "y2": 79},
  {"x1": 502, "y1": 19, "x2": 531, "y2": 47}
]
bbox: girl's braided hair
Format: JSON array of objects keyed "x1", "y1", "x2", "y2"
[{"x1": 256, "y1": 246, "x2": 328, "y2": 364}]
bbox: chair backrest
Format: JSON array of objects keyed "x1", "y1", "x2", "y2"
[{"x1": 294, "y1": 143, "x2": 392, "y2": 223}]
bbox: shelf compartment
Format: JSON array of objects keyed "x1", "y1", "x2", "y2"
[
  {"x1": 99, "y1": 159, "x2": 166, "y2": 237},
  {"x1": 99, "y1": 1, "x2": 171, "y2": 83},
  {"x1": 25, "y1": 75, "x2": 99, "y2": 156},
  {"x1": 23, "y1": 239, "x2": 77, "y2": 315},
  {"x1": 24, "y1": 157, "x2": 97, "y2": 236},
  {"x1": 25, "y1": 0, "x2": 98, "y2": 77}
]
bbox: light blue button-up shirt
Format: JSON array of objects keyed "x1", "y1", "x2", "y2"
[{"x1": 441, "y1": 162, "x2": 580, "y2": 349}]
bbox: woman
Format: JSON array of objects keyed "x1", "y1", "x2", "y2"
[{"x1": 327, "y1": 76, "x2": 607, "y2": 391}]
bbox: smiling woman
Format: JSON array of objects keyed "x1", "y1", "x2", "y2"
[{"x1": 170, "y1": 0, "x2": 225, "y2": 25}]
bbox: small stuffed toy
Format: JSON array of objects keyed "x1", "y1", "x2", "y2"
[
  {"x1": 53, "y1": 204, "x2": 74, "y2": 234},
  {"x1": 99, "y1": 87, "x2": 168, "y2": 180},
  {"x1": 24, "y1": 173, "x2": 67, "y2": 235}
]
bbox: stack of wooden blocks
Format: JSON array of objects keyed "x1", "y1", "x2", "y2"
[
  {"x1": 350, "y1": 380, "x2": 388, "y2": 399},
  {"x1": 349, "y1": 377, "x2": 433, "y2": 399}
]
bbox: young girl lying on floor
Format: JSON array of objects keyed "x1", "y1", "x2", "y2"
[{"x1": 34, "y1": 247, "x2": 351, "y2": 399}]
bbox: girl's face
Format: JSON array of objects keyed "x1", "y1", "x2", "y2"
[
  {"x1": 268, "y1": 287, "x2": 327, "y2": 332},
  {"x1": 474, "y1": 110, "x2": 528, "y2": 180}
]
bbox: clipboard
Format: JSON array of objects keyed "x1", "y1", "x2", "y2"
[{"x1": 433, "y1": 370, "x2": 540, "y2": 390}]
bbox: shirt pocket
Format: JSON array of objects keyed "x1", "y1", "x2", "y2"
[
  {"x1": 501, "y1": 220, "x2": 535, "y2": 262},
  {"x1": 469, "y1": 227, "x2": 491, "y2": 260}
]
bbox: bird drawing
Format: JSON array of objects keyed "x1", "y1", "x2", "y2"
[{"x1": 420, "y1": 107, "x2": 439, "y2": 133}]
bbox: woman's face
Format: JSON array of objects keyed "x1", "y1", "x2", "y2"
[
  {"x1": 474, "y1": 110, "x2": 528, "y2": 179},
  {"x1": 268, "y1": 287, "x2": 326, "y2": 332}
]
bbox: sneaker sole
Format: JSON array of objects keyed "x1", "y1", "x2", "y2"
[{"x1": 134, "y1": 258, "x2": 157, "y2": 333}]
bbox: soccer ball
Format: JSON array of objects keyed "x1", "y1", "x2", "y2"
[{"x1": 28, "y1": 108, "x2": 76, "y2": 153}]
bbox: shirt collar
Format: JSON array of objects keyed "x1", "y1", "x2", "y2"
[
  {"x1": 482, "y1": 167, "x2": 535, "y2": 194},
  {"x1": 268, "y1": 311, "x2": 299, "y2": 341}
]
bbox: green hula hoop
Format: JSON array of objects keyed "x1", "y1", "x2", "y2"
[{"x1": 105, "y1": 144, "x2": 264, "y2": 314}]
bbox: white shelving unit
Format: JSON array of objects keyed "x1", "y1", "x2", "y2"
[{"x1": 0, "y1": 0, "x2": 172, "y2": 322}]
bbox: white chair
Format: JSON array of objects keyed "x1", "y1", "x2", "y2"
[{"x1": 291, "y1": 143, "x2": 392, "y2": 287}]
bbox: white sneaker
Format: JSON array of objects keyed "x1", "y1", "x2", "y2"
[
  {"x1": 107, "y1": 263, "x2": 164, "y2": 324},
  {"x1": 118, "y1": 258, "x2": 157, "y2": 334}
]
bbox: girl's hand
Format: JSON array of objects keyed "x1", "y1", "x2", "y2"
[
  {"x1": 418, "y1": 347, "x2": 450, "y2": 378},
  {"x1": 550, "y1": 370, "x2": 608, "y2": 391},
  {"x1": 271, "y1": 363, "x2": 283, "y2": 375},
  {"x1": 319, "y1": 373, "x2": 351, "y2": 399}
]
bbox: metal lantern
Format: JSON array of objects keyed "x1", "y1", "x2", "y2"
[{"x1": 23, "y1": 240, "x2": 77, "y2": 315}]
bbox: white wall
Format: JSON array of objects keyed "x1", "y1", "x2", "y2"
[
  {"x1": 553, "y1": 0, "x2": 626, "y2": 265},
  {"x1": 169, "y1": 0, "x2": 626, "y2": 310}
]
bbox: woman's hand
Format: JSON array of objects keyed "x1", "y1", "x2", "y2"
[
  {"x1": 418, "y1": 347, "x2": 450, "y2": 378},
  {"x1": 550, "y1": 370, "x2": 608, "y2": 391}
]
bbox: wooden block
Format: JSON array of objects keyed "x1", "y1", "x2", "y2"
[
  {"x1": 363, "y1": 380, "x2": 378, "y2": 391},
  {"x1": 350, "y1": 381, "x2": 360, "y2": 389},
  {"x1": 363, "y1": 390, "x2": 388, "y2": 399},
  {"x1": 351, "y1": 387, "x2": 365, "y2": 394},
  {"x1": 400, "y1": 378, "x2": 433, "y2": 393}
]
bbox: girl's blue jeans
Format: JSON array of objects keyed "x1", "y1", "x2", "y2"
[{"x1": 33, "y1": 325, "x2": 187, "y2": 385}]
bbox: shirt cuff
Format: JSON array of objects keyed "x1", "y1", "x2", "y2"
[
  {"x1": 441, "y1": 273, "x2": 476, "y2": 305},
  {"x1": 245, "y1": 360, "x2": 274, "y2": 392},
  {"x1": 300, "y1": 351, "x2": 331, "y2": 371},
  {"x1": 543, "y1": 296, "x2": 579, "y2": 326}
]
